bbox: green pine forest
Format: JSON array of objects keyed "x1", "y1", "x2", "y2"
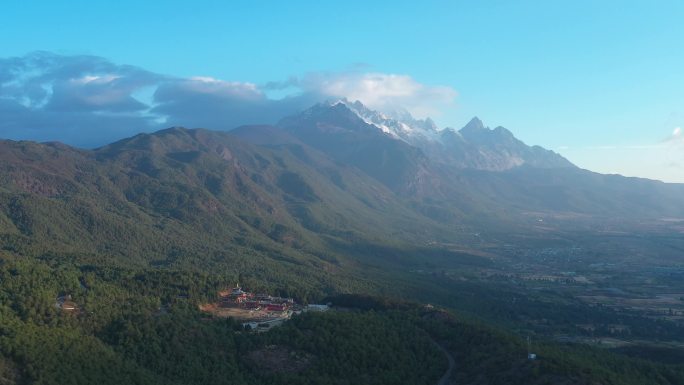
[{"x1": 1, "y1": 129, "x2": 684, "y2": 384}]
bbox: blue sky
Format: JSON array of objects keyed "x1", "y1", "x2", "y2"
[{"x1": 1, "y1": 1, "x2": 683, "y2": 182}]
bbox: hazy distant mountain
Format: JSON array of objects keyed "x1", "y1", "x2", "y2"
[{"x1": 442, "y1": 117, "x2": 575, "y2": 170}]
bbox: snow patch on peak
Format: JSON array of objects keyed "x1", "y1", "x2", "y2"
[
  {"x1": 329, "y1": 99, "x2": 348, "y2": 108},
  {"x1": 335, "y1": 99, "x2": 443, "y2": 144}
]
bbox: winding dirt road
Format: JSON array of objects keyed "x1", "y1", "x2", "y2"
[{"x1": 430, "y1": 338, "x2": 455, "y2": 385}]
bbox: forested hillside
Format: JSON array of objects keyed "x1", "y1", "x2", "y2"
[
  {"x1": 2, "y1": 126, "x2": 684, "y2": 384},
  {"x1": 1, "y1": 256, "x2": 683, "y2": 385}
]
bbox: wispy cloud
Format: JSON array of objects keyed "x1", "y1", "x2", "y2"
[
  {"x1": 0, "y1": 52, "x2": 459, "y2": 147},
  {"x1": 556, "y1": 126, "x2": 684, "y2": 183},
  {"x1": 152, "y1": 76, "x2": 317, "y2": 131}
]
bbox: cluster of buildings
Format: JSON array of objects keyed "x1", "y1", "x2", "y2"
[
  {"x1": 218, "y1": 284, "x2": 330, "y2": 332},
  {"x1": 220, "y1": 284, "x2": 295, "y2": 313}
]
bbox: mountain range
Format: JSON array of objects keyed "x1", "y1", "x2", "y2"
[
  {"x1": 254, "y1": 100, "x2": 684, "y2": 221},
  {"x1": 0, "y1": 99, "x2": 682, "y2": 279}
]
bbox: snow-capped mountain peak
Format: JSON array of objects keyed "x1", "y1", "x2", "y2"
[
  {"x1": 286, "y1": 99, "x2": 575, "y2": 172},
  {"x1": 326, "y1": 99, "x2": 442, "y2": 144}
]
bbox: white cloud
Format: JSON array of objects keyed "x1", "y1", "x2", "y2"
[
  {"x1": 1, "y1": 52, "x2": 460, "y2": 146},
  {"x1": 181, "y1": 76, "x2": 263, "y2": 100},
  {"x1": 295, "y1": 72, "x2": 458, "y2": 119},
  {"x1": 71, "y1": 74, "x2": 121, "y2": 85},
  {"x1": 152, "y1": 71, "x2": 459, "y2": 131}
]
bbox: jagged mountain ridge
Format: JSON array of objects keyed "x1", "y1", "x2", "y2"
[
  {"x1": 325, "y1": 99, "x2": 574, "y2": 171},
  {"x1": 274, "y1": 101, "x2": 566, "y2": 202},
  {"x1": 266, "y1": 101, "x2": 684, "y2": 220}
]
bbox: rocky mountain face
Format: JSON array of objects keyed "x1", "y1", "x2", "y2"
[
  {"x1": 264, "y1": 100, "x2": 684, "y2": 220},
  {"x1": 270, "y1": 100, "x2": 579, "y2": 205},
  {"x1": 306, "y1": 100, "x2": 575, "y2": 172},
  {"x1": 276, "y1": 102, "x2": 437, "y2": 195},
  {"x1": 342, "y1": 100, "x2": 441, "y2": 144},
  {"x1": 441, "y1": 117, "x2": 575, "y2": 171}
]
